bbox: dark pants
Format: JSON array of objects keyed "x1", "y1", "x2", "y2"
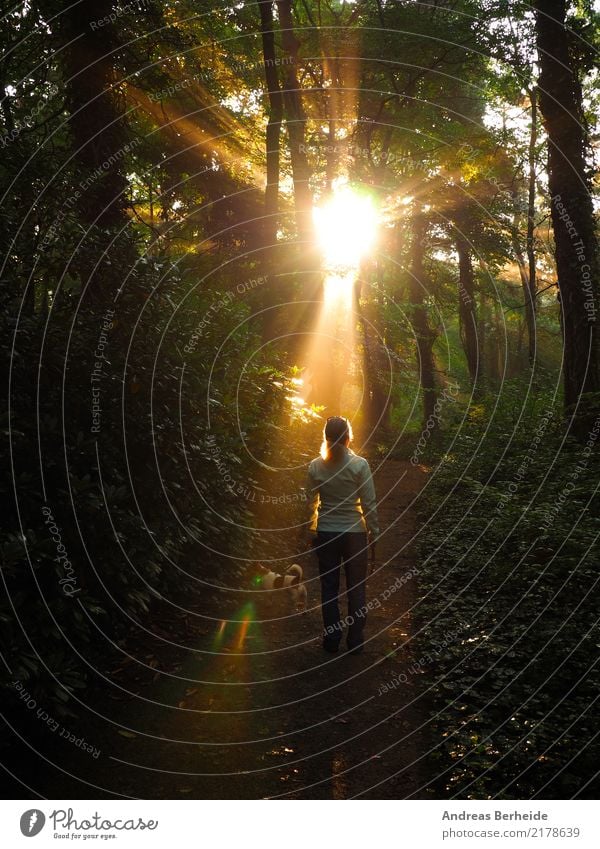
[{"x1": 315, "y1": 531, "x2": 368, "y2": 648}]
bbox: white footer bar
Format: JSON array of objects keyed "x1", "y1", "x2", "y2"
[{"x1": 1, "y1": 800, "x2": 597, "y2": 848}]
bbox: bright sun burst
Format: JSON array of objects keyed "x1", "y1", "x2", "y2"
[{"x1": 313, "y1": 187, "x2": 377, "y2": 270}]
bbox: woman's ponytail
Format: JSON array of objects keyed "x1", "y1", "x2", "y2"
[{"x1": 320, "y1": 416, "x2": 352, "y2": 463}]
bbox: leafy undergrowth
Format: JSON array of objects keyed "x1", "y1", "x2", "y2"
[
  {"x1": 414, "y1": 385, "x2": 600, "y2": 799},
  {"x1": 1, "y1": 280, "x2": 309, "y2": 720}
]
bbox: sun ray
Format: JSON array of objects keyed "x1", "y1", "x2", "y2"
[{"x1": 300, "y1": 186, "x2": 379, "y2": 415}]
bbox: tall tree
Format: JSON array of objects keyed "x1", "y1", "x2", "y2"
[
  {"x1": 257, "y1": 0, "x2": 284, "y2": 247},
  {"x1": 525, "y1": 85, "x2": 539, "y2": 366},
  {"x1": 409, "y1": 210, "x2": 438, "y2": 424},
  {"x1": 276, "y1": 0, "x2": 313, "y2": 241},
  {"x1": 61, "y1": 0, "x2": 135, "y2": 299},
  {"x1": 535, "y1": 0, "x2": 600, "y2": 434},
  {"x1": 455, "y1": 229, "x2": 480, "y2": 387}
]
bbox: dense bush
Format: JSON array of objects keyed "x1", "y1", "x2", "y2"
[{"x1": 1, "y1": 262, "x2": 292, "y2": 716}]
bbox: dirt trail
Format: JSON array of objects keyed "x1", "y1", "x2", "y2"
[{"x1": 5, "y1": 460, "x2": 431, "y2": 799}]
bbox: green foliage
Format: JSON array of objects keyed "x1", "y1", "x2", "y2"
[{"x1": 415, "y1": 383, "x2": 600, "y2": 797}]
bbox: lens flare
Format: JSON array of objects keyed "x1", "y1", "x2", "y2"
[
  {"x1": 236, "y1": 603, "x2": 255, "y2": 649},
  {"x1": 213, "y1": 619, "x2": 228, "y2": 649}
]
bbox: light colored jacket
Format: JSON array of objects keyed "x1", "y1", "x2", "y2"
[{"x1": 306, "y1": 448, "x2": 380, "y2": 537}]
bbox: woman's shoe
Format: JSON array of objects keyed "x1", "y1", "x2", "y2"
[{"x1": 322, "y1": 639, "x2": 340, "y2": 653}]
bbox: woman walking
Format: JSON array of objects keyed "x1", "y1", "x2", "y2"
[{"x1": 306, "y1": 416, "x2": 380, "y2": 654}]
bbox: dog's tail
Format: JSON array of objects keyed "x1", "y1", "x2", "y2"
[{"x1": 285, "y1": 563, "x2": 303, "y2": 584}]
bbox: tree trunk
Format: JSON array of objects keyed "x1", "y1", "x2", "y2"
[
  {"x1": 478, "y1": 289, "x2": 487, "y2": 379},
  {"x1": 525, "y1": 85, "x2": 538, "y2": 365},
  {"x1": 493, "y1": 298, "x2": 504, "y2": 381},
  {"x1": 276, "y1": 0, "x2": 313, "y2": 242},
  {"x1": 324, "y1": 51, "x2": 342, "y2": 197},
  {"x1": 510, "y1": 187, "x2": 537, "y2": 369},
  {"x1": 325, "y1": 117, "x2": 337, "y2": 196},
  {"x1": 510, "y1": 192, "x2": 531, "y2": 349},
  {"x1": 410, "y1": 212, "x2": 437, "y2": 424},
  {"x1": 455, "y1": 233, "x2": 480, "y2": 387},
  {"x1": 535, "y1": 0, "x2": 600, "y2": 435},
  {"x1": 256, "y1": 0, "x2": 285, "y2": 343},
  {"x1": 61, "y1": 0, "x2": 134, "y2": 298},
  {"x1": 257, "y1": 1, "x2": 283, "y2": 247},
  {"x1": 357, "y1": 297, "x2": 391, "y2": 432}
]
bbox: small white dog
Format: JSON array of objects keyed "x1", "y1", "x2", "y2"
[{"x1": 256, "y1": 563, "x2": 307, "y2": 612}]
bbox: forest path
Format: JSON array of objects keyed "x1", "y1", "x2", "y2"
[{"x1": 7, "y1": 460, "x2": 432, "y2": 800}]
